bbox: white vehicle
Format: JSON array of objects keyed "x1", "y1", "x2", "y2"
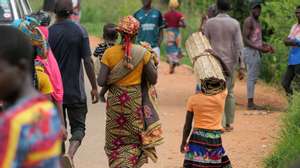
[{"x1": 0, "y1": 0, "x2": 32, "y2": 24}]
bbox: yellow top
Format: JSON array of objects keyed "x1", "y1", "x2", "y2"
[
  {"x1": 35, "y1": 66, "x2": 53, "y2": 95},
  {"x1": 101, "y1": 44, "x2": 151, "y2": 86},
  {"x1": 186, "y1": 90, "x2": 228, "y2": 130}
]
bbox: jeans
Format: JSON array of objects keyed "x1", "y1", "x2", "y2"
[{"x1": 282, "y1": 64, "x2": 300, "y2": 95}]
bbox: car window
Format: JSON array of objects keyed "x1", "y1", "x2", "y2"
[{"x1": 0, "y1": 0, "x2": 13, "y2": 22}]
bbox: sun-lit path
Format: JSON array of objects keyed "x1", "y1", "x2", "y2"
[{"x1": 71, "y1": 37, "x2": 286, "y2": 168}]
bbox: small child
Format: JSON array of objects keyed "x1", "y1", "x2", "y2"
[
  {"x1": 94, "y1": 23, "x2": 118, "y2": 102},
  {"x1": 0, "y1": 26, "x2": 62, "y2": 167},
  {"x1": 181, "y1": 86, "x2": 232, "y2": 167},
  {"x1": 35, "y1": 60, "x2": 54, "y2": 98},
  {"x1": 94, "y1": 23, "x2": 118, "y2": 60}
]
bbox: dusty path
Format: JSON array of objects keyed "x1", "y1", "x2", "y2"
[{"x1": 72, "y1": 38, "x2": 287, "y2": 168}]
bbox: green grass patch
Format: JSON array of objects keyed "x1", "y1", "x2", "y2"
[
  {"x1": 28, "y1": 0, "x2": 42, "y2": 11},
  {"x1": 264, "y1": 93, "x2": 300, "y2": 168}
]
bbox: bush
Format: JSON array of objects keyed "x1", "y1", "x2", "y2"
[
  {"x1": 81, "y1": 0, "x2": 142, "y2": 36},
  {"x1": 260, "y1": 1, "x2": 299, "y2": 84},
  {"x1": 264, "y1": 93, "x2": 300, "y2": 168},
  {"x1": 28, "y1": 0, "x2": 298, "y2": 83}
]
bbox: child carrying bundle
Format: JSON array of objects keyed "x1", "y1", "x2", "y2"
[{"x1": 182, "y1": 32, "x2": 231, "y2": 168}]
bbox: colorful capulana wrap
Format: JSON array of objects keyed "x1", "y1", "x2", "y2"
[
  {"x1": 11, "y1": 16, "x2": 48, "y2": 89},
  {"x1": 0, "y1": 95, "x2": 62, "y2": 168},
  {"x1": 105, "y1": 85, "x2": 149, "y2": 168},
  {"x1": 184, "y1": 129, "x2": 232, "y2": 168},
  {"x1": 11, "y1": 16, "x2": 48, "y2": 59}
]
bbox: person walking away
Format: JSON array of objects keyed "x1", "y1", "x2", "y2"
[
  {"x1": 98, "y1": 16, "x2": 162, "y2": 168},
  {"x1": 48, "y1": 0, "x2": 99, "y2": 167},
  {"x1": 134, "y1": 0, "x2": 164, "y2": 62},
  {"x1": 243, "y1": 2, "x2": 274, "y2": 110},
  {"x1": 27, "y1": 11, "x2": 68, "y2": 141},
  {"x1": 204, "y1": 0, "x2": 245, "y2": 132},
  {"x1": 12, "y1": 15, "x2": 68, "y2": 142},
  {"x1": 164, "y1": 0, "x2": 186, "y2": 74},
  {"x1": 42, "y1": 0, "x2": 56, "y2": 25},
  {"x1": 0, "y1": 26, "x2": 62, "y2": 168},
  {"x1": 181, "y1": 86, "x2": 231, "y2": 167},
  {"x1": 199, "y1": 4, "x2": 218, "y2": 33},
  {"x1": 12, "y1": 16, "x2": 54, "y2": 99},
  {"x1": 282, "y1": 6, "x2": 300, "y2": 96},
  {"x1": 71, "y1": 0, "x2": 80, "y2": 23}
]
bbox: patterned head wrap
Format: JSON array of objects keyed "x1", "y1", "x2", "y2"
[
  {"x1": 169, "y1": 0, "x2": 180, "y2": 9},
  {"x1": 11, "y1": 16, "x2": 48, "y2": 59},
  {"x1": 117, "y1": 16, "x2": 140, "y2": 69},
  {"x1": 117, "y1": 16, "x2": 140, "y2": 36}
]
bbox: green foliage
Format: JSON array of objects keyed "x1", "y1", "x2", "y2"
[
  {"x1": 260, "y1": 0, "x2": 298, "y2": 83},
  {"x1": 28, "y1": 0, "x2": 42, "y2": 11},
  {"x1": 264, "y1": 93, "x2": 300, "y2": 168},
  {"x1": 80, "y1": 0, "x2": 142, "y2": 37},
  {"x1": 28, "y1": 0, "x2": 298, "y2": 84},
  {"x1": 230, "y1": 0, "x2": 250, "y2": 23},
  {"x1": 177, "y1": 0, "x2": 214, "y2": 65}
]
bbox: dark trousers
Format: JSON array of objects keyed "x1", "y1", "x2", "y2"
[
  {"x1": 62, "y1": 103, "x2": 88, "y2": 153},
  {"x1": 282, "y1": 64, "x2": 300, "y2": 95}
]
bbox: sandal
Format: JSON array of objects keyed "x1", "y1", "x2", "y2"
[{"x1": 224, "y1": 125, "x2": 234, "y2": 132}]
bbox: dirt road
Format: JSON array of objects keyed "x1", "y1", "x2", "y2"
[{"x1": 72, "y1": 38, "x2": 286, "y2": 168}]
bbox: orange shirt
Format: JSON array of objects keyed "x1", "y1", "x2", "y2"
[{"x1": 186, "y1": 90, "x2": 227, "y2": 130}]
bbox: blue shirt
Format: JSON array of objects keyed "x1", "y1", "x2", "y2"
[
  {"x1": 288, "y1": 46, "x2": 300, "y2": 65},
  {"x1": 134, "y1": 8, "x2": 164, "y2": 48},
  {"x1": 288, "y1": 24, "x2": 300, "y2": 65}
]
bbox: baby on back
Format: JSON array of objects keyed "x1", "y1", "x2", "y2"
[{"x1": 94, "y1": 23, "x2": 118, "y2": 102}]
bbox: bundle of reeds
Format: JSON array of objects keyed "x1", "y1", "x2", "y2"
[{"x1": 185, "y1": 32, "x2": 226, "y2": 95}]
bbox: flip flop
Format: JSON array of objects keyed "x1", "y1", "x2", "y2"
[
  {"x1": 61, "y1": 155, "x2": 74, "y2": 168},
  {"x1": 224, "y1": 126, "x2": 234, "y2": 132}
]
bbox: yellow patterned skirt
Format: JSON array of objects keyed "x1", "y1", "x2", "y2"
[{"x1": 105, "y1": 85, "x2": 161, "y2": 168}]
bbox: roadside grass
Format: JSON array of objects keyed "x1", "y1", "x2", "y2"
[{"x1": 264, "y1": 93, "x2": 300, "y2": 168}]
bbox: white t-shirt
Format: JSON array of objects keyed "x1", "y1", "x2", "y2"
[{"x1": 72, "y1": 0, "x2": 78, "y2": 7}]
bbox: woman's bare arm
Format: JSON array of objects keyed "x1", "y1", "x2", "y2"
[{"x1": 97, "y1": 63, "x2": 110, "y2": 87}]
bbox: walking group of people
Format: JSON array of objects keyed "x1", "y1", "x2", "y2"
[
  {"x1": 0, "y1": 0, "x2": 299, "y2": 167},
  {"x1": 181, "y1": 1, "x2": 300, "y2": 168}
]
